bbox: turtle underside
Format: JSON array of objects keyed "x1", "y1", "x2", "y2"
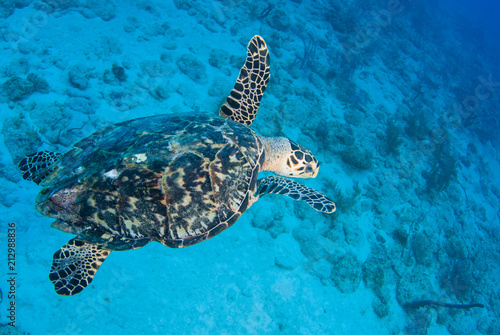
[{"x1": 37, "y1": 113, "x2": 264, "y2": 249}]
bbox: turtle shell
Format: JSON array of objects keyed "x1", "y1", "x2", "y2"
[{"x1": 36, "y1": 113, "x2": 265, "y2": 249}]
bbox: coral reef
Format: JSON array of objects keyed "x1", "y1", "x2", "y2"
[
  {"x1": 103, "y1": 64, "x2": 127, "y2": 85},
  {"x1": 68, "y1": 64, "x2": 91, "y2": 90},
  {"x1": 330, "y1": 252, "x2": 362, "y2": 293},
  {"x1": 35, "y1": 0, "x2": 78, "y2": 14},
  {"x1": 79, "y1": 0, "x2": 116, "y2": 21},
  {"x1": 149, "y1": 83, "x2": 170, "y2": 102},
  {"x1": 404, "y1": 300, "x2": 484, "y2": 309},
  {"x1": 344, "y1": 108, "x2": 366, "y2": 126},
  {"x1": 405, "y1": 109, "x2": 430, "y2": 140},
  {"x1": 26, "y1": 73, "x2": 49, "y2": 93},
  {"x1": 411, "y1": 232, "x2": 435, "y2": 266},
  {"x1": 384, "y1": 119, "x2": 403, "y2": 155},
  {"x1": 439, "y1": 260, "x2": 475, "y2": 302},
  {"x1": 325, "y1": 180, "x2": 361, "y2": 216},
  {"x1": 0, "y1": 0, "x2": 498, "y2": 333},
  {"x1": 291, "y1": 37, "x2": 317, "y2": 71},
  {"x1": 404, "y1": 308, "x2": 434, "y2": 335},
  {"x1": 422, "y1": 141, "x2": 457, "y2": 193},
  {"x1": 2, "y1": 114, "x2": 42, "y2": 163},
  {"x1": 372, "y1": 295, "x2": 390, "y2": 318},
  {"x1": 274, "y1": 234, "x2": 302, "y2": 270},
  {"x1": 1, "y1": 73, "x2": 49, "y2": 101},
  {"x1": 363, "y1": 244, "x2": 388, "y2": 296},
  {"x1": 292, "y1": 228, "x2": 333, "y2": 262},
  {"x1": 266, "y1": 9, "x2": 290, "y2": 32},
  {"x1": 363, "y1": 241, "x2": 393, "y2": 318},
  {"x1": 35, "y1": 0, "x2": 116, "y2": 20},
  {"x1": 176, "y1": 53, "x2": 207, "y2": 84},
  {"x1": 0, "y1": 324, "x2": 29, "y2": 335},
  {"x1": 111, "y1": 64, "x2": 127, "y2": 82},
  {"x1": 304, "y1": 259, "x2": 333, "y2": 281},
  {"x1": 28, "y1": 102, "x2": 77, "y2": 146},
  {"x1": 0, "y1": 1, "x2": 15, "y2": 19},
  {"x1": 341, "y1": 146, "x2": 372, "y2": 169},
  {"x1": 397, "y1": 269, "x2": 438, "y2": 306},
  {"x1": 67, "y1": 96, "x2": 99, "y2": 114},
  {"x1": 1, "y1": 77, "x2": 34, "y2": 101}
]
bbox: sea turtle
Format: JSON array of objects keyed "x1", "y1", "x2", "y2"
[{"x1": 18, "y1": 36, "x2": 335, "y2": 296}]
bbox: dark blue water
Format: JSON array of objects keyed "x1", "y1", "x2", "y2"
[{"x1": 449, "y1": 0, "x2": 500, "y2": 47}]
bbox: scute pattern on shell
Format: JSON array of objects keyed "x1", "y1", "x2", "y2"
[{"x1": 37, "y1": 113, "x2": 264, "y2": 249}]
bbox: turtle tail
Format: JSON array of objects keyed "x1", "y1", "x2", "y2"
[{"x1": 18, "y1": 150, "x2": 62, "y2": 185}]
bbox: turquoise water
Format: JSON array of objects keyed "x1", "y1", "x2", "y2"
[{"x1": 0, "y1": 0, "x2": 499, "y2": 334}]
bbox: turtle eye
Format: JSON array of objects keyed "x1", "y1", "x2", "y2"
[{"x1": 305, "y1": 164, "x2": 314, "y2": 174}]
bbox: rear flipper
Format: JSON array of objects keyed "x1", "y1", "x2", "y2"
[
  {"x1": 256, "y1": 176, "x2": 336, "y2": 214},
  {"x1": 18, "y1": 150, "x2": 62, "y2": 185},
  {"x1": 49, "y1": 239, "x2": 110, "y2": 296}
]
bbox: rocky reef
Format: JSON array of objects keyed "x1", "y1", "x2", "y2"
[{"x1": 0, "y1": 0, "x2": 498, "y2": 334}]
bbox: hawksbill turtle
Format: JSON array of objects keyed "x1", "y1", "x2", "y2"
[{"x1": 18, "y1": 36, "x2": 336, "y2": 296}]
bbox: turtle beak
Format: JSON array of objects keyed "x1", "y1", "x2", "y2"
[
  {"x1": 311, "y1": 161, "x2": 320, "y2": 178},
  {"x1": 312, "y1": 166, "x2": 319, "y2": 178}
]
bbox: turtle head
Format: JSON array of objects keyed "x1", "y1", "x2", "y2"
[{"x1": 260, "y1": 137, "x2": 320, "y2": 178}]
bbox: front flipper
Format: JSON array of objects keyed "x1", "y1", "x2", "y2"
[
  {"x1": 219, "y1": 35, "x2": 270, "y2": 125},
  {"x1": 18, "y1": 150, "x2": 62, "y2": 185},
  {"x1": 49, "y1": 239, "x2": 110, "y2": 296},
  {"x1": 256, "y1": 176, "x2": 336, "y2": 214}
]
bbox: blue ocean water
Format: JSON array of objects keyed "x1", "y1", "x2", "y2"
[{"x1": 0, "y1": 0, "x2": 499, "y2": 334}]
